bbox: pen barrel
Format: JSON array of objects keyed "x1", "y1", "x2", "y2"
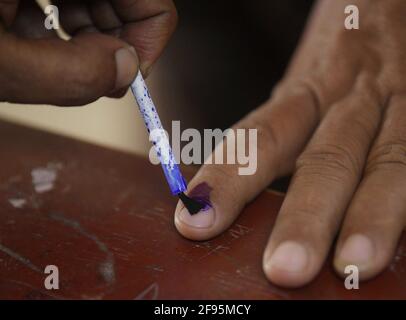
[{"x1": 131, "y1": 71, "x2": 187, "y2": 195}]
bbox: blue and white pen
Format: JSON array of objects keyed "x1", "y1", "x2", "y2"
[{"x1": 130, "y1": 71, "x2": 204, "y2": 214}]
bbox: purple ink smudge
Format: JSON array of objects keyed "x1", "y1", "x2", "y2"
[{"x1": 187, "y1": 182, "x2": 213, "y2": 212}]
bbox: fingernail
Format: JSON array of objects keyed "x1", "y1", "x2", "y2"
[
  {"x1": 128, "y1": 46, "x2": 136, "y2": 54},
  {"x1": 178, "y1": 206, "x2": 215, "y2": 229},
  {"x1": 338, "y1": 234, "x2": 374, "y2": 267},
  {"x1": 114, "y1": 47, "x2": 138, "y2": 90},
  {"x1": 266, "y1": 241, "x2": 308, "y2": 273}
]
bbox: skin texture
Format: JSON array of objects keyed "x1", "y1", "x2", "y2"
[
  {"x1": 174, "y1": 0, "x2": 406, "y2": 287},
  {"x1": 1, "y1": 0, "x2": 405, "y2": 289},
  {"x1": 0, "y1": 0, "x2": 177, "y2": 105}
]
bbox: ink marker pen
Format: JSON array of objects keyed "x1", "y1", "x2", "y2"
[{"x1": 130, "y1": 71, "x2": 204, "y2": 214}]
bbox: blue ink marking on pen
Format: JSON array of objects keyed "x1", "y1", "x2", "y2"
[{"x1": 130, "y1": 71, "x2": 205, "y2": 215}]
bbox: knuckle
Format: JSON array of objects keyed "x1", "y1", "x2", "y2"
[
  {"x1": 247, "y1": 117, "x2": 277, "y2": 155},
  {"x1": 296, "y1": 144, "x2": 361, "y2": 181},
  {"x1": 293, "y1": 208, "x2": 328, "y2": 228},
  {"x1": 273, "y1": 77, "x2": 322, "y2": 109},
  {"x1": 237, "y1": 107, "x2": 278, "y2": 161},
  {"x1": 271, "y1": 77, "x2": 326, "y2": 127},
  {"x1": 366, "y1": 140, "x2": 406, "y2": 173},
  {"x1": 282, "y1": 208, "x2": 338, "y2": 239},
  {"x1": 245, "y1": 77, "x2": 322, "y2": 152}
]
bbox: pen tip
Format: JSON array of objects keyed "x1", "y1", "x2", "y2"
[{"x1": 178, "y1": 192, "x2": 205, "y2": 215}]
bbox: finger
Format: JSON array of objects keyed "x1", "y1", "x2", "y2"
[
  {"x1": 53, "y1": 0, "x2": 98, "y2": 34},
  {"x1": 334, "y1": 94, "x2": 406, "y2": 280},
  {"x1": 111, "y1": 0, "x2": 178, "y2": 75},
  {"x1": 88, "y1": 0, "x2": 122, "y2": 35},
  {"x1": 55, "y1": 0, "x2": 177, "y2": 76},
  {"x1": 53, "y1": 1, "x2": 128, "y2": 100},
  {"x1": 0, "y1": 32, "x2": 138, "y2": 105},
  {"x1": 174, "y1": 83, "x2": 320, "y2": 240},
  {"x1": 263, "y1": 85, "x2": 383, "y2": 287},
  {"x1": 107, "y1": 87, "x2": 129, "y2": 99}
]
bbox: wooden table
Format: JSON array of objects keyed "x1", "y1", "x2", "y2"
[{"x1": 0, "y1": 120, "x2": 405, "y2": 299}]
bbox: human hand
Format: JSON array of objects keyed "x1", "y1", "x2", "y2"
[
  {"x1": 174, "y1": 0, "x2": 406, "y2": 287},
  {"x1": 0, "y1": 0, "x2": 177, "y2": 105}
]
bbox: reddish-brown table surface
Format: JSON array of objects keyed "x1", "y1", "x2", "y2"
[{"x1": 0, "y1": 120, "x2": 405, "y2": 299}]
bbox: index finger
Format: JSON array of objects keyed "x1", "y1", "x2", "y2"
[{"x1": 111, "y1": 0, "x2": 177, "y2": 75}]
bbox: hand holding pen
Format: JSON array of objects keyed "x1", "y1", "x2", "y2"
[{"x1": 0, "y1": 0, "x2": 177, "y2": 106}]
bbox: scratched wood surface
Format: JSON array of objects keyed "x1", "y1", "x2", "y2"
[{"x1": 0, "y1": 120, "x2": 405, "y2": 300}]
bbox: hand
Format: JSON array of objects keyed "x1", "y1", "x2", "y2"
[
  {"x1": 0, "y1": 0, "x2": 177, "y2": 105},
  {"x1": 174, "y1": 0, "x2": 406, "y2": 287}
]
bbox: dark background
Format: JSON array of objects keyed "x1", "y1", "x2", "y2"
[{"x1": 155, "y1": 0, "x2": 314, "y2": 130}]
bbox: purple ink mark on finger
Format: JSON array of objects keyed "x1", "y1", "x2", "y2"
[{"x1": 188, "y1": 182, "x2": 213, "y2": 212}]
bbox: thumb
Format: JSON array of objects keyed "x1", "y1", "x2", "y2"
[{"x1": 0, "y1": 32, "x2": 138, "y2": 106}]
